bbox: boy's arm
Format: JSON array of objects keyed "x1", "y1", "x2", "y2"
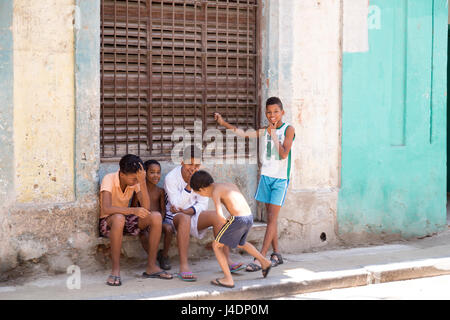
[
  {"x1": 164, "y1": 173, "x2": 191, "y2": 210},
  {"x1": 135, "y1": 164, "x2": 150, "y2": 211},
  {"x1": 270, "y1": 124, "x2": 295, "y2": 160},
  {"x1": 212, "y1": 193, "x2": 226, "y2": 220},
  {"x1": 190, "y1": 193, "x2": 209, "y2": 216},
  {"x1": 214, "y1": 112, "x2": 264, "y2": 138},
  {"x1": 100, "y1": 191, "x2": 149, "y2": 218},
  {"x1": 130, "y1": 191, "x2": 138, "y2": 207}
]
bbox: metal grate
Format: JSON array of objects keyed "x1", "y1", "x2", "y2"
[{"x1": 100, "y1": 0, "x2": 261, "y2": 160}]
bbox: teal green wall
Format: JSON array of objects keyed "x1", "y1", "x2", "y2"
[
  {"x1": 447, "y1": 25, "x2": 450, "y2": 192},
  {"x1": 338, "y1": 0, "x2": 448, "y2": 238}
]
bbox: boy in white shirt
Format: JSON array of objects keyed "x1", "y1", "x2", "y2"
[{"x1": 164, "y1": 145, "x2": 245, "y2": 281}]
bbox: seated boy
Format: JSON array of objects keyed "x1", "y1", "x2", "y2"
[
  {"x1": 132, "y1": 159, "x2": 171, "y2": 270},
  {"x1": 190, "y1": 170, "x2": 272, "y2": 288},
  {"x1": 99, "y1": 154, "x2": 172, "y2": 286}
]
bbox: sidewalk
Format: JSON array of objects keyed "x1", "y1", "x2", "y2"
[{"x1": 2, "y1": 227, "x2": 450, "y2": 300}]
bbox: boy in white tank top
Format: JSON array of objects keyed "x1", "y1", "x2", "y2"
[{"x1": 214, "y1": 97, "x2": 295, "y2": 271}]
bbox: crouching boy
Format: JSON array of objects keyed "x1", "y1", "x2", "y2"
[{"x1": 190, "y1": 170, "x2": 272, "y2": 288}]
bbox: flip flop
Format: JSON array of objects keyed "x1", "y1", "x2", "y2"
[
  {"x1": 142, "y1": 270, "x2": 173, "y2": 280},
  {"x1": 175, "y1": 272, "x2": 197, "y2": 282},
  {"x1": 106, "y1": 274, "x2": 122, "y2": 286},
  {"x1": 211, "y1": 278, "x2": 235, "y2": 289},
  {"x1": 229, "y1": 262, "x2": 246, "y2": 273},
  {"x1": 262, "y1": 265, "x2": 272, "y2": 278}
]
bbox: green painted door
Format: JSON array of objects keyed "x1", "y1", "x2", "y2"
[
  {"x1": 447, "y1": 25, "x2": 450, "y2": 193},
  {"x1": 338, "y1": 0, "x2": 448, "y2": 238}
]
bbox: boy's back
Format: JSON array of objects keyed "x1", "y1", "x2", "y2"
[{"x1": 212, "y1": 183, "x2": 252, "y2": 217}]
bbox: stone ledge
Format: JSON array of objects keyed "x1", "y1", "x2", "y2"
[{"x1": 95, "y1": 222, "x2": 268, "y2": 260}]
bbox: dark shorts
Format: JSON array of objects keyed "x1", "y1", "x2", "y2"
[
  {"x1": 99, "y1": 214, "x2": 148, "y2": 238},
  {"x1": 215, "y1": 215, "x2": 253, "y2": 249}
]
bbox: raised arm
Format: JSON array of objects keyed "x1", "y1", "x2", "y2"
[
  {"x1": 214, "y1": 112, "x2": 264, "y2": 138},
  {"x1": 134, "y1": 163, "x2": 150, "y2": 211}
]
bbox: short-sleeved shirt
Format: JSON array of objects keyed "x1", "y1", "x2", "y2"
[{"x1": 99, "y1": 170, "x2": 141, "y2": 218}]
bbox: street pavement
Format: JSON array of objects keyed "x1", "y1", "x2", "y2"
[
  {"x1": 2, "y1": 227, "x2": 450, "y2": 300},
  {"x1": 276, "y1": 274, "x2": 450, "y2": 300}
]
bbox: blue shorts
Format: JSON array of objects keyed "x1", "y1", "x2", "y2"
[
  {"x1": 215, "y1": 215, "x2": 253, "y2": 249},
  {"x1": 254, "y1": 175, "x2": 289, "y2": 207}
]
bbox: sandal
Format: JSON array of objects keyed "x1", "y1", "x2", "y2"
[
  {"x1": 142, "y1": 270, "x2": 173, "y2": 280},
  {"x1": 245, "y1": 259, "x2": 262, "y2": 272},
  {"x1": 106, "y1": 274, "x2": 122, "y2": 286},
  {"x1": 175, "y1": 271, "x2": 197, "y2": 282},
  {"x1": 157, "y1": 249, "x2": 172, "y2": 270},
  {"x1": 270, "y1": 252, "x2": 284, "y2": 267}
]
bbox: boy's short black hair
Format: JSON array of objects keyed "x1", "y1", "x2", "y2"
[
  {"x1": 183, "y1": 144, "x2": 203, "y2": 163},
  {"x1": 266, "y1": 96, "x2": 283, "y2": 110},
  {"x1": 119, "y1": 154, "x2": 144, "y2": 174},
  {"x1": 190, "y1": 170, "x2": 214, "y2": 191},
  {"x1": 144, "y1": 159, "x2": 161, "y2": 171}
]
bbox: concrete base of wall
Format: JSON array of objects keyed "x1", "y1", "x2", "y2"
[
  {"x1": 0, "y1": 199, "x2": 269, "y2": 281},
  {"x1": 278, "y1": 188, "x2": 339, "y2": 253},
  {"x1": 0, "y1": 199, "x2": 100, "y2": 281}
]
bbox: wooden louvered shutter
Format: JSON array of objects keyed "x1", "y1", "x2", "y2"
[{"x1": 101, "y1": 0, "x2": 261, "y2": 160}]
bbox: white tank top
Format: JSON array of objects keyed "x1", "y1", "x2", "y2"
[{"x1": 260, "y1": 122, "x2": 294, "y2": 180}]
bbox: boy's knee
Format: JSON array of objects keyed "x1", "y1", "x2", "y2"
[
  {"x1": 178, "y1": 214, "x2": 191, "y2": 226},
  {"x1": 150, "y1": 212, "x2": 162, "y2": 225},
  {"x1": 212, "y1": 240, "x2": 223, "y2": 251},
  {"x1": 111, "y1": 214, "x2": 125, "y2": 227},
  {"x1": 163, "y1": 223, "x2": 173, "y2": 234}
]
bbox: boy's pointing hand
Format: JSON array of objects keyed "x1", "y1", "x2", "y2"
[{"x1": 214, "y1": 112, "x2": 224, "y2": 126}]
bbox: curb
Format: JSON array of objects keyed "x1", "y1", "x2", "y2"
[{"x1": 150, "y1": 257, "x2": 450, "y2": 300}]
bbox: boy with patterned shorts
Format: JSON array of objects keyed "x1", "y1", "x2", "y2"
[
  {"x1": 190, "y1": 170, "x2": 272, "y2": 288},
  {"x1": 99, "y1": 154, "x2": 172, "y2": 286}
]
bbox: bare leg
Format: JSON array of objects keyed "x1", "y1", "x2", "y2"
[
  {"x1": 173, "y1": 213, "x2": 192, "y2": 274},
  {"x1": 238, "y1": 242, "x2": 271, "y2": 271},
  {"x1": 139, "y1": 230, "x2": 149, "y2": 254},
  {"x1": 260, "y1": 203, "x2": 281, "y2": 258},
  {"x1": 138, "y1": 212, "x2": 166, "y2": 275},
  {"x1": 162, "y1": 223, "x2": 173, "y2": 258},
  {"x1": 197, "y1": 210, "x2": 233, "y2": 266},
  {"x1": 212, "y1": 241, "x2": 234, "y2": 287},
  {"x1": 106, "y1": 214, "x2": 125, "y2": 284}
]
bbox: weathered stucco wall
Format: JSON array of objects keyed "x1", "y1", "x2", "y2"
[
  {"x1": 13, "y1": 0, "x2": 76, "y2": 203},
  {"x1": 262, "y1": 0, "x2": 342, "y2": 251},
  {"x1": 0, "y1": 1, "x2": 101, "y2": 278}
]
